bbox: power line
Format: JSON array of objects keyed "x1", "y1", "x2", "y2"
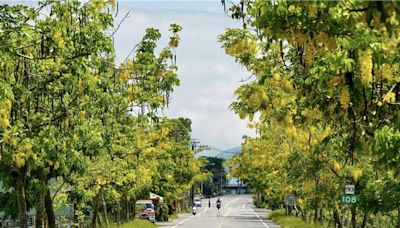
[{"x1": 207, "y1": 146, "x2": 241, "y2": 155}]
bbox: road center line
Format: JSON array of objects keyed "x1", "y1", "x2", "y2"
[
  {"x1": 225, "y1": 195, "x2": 241, "y2": 207},
  {"x1": 171, "y1": 215, "x2": 193, "y2": 228},
  {"x1": 252, "y1": 209, "x2": 270, "y2": 228},
  {"x1": 218, "y1": 207, "x2": 232, "y2": 228}
]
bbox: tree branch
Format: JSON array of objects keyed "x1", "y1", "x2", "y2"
[
  {"x1": 52, "y1": 181, "x2": 66, "y2": 202},
  {"x1": 110, "y1": 11, "x2": 130, "y2": 37}
]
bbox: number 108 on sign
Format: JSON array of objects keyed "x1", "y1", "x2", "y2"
[{"x1": 340, "y1": 195, "x2": 357, "y2": 204}]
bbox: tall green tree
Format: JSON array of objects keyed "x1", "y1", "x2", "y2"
[{"x1": 221, "y1": 1, "x2": 400, "y2": 227}]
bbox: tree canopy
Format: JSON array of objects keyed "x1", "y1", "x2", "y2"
[
  {"x1": 0, "y1": 1, "x2": 205, "y2": 227},
  {"x1": 220, "y1": 1, "x2": 400, "y2": 227}
]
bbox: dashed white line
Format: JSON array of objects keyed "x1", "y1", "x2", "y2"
[
  {"x1": 225, "y1": 195, "x2": 241, "y2": 207},
  {"x1": 171, "y1": 216, "x2": 193, "y2": 228},
  {"x1": 218, "y1": 207, "x2": 232, "y2": 228},
  {"x1": 252, "y1": 209, "x2": 270, "y2": 228},
  {"x1": 224, "y1": 207, "x2": 232, "y2": 217}
]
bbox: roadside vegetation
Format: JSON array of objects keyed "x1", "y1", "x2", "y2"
[
  {"x1": 221, "y1": 1, "x2": 400, "y2": 228},
  {"x1": 0, "y1": 0, "x2": 207, "y2": 227},
  {"x1": 269, "y1": 209, "x2": 325, "y2": 228},
  {"x1": 109, "y1": 219, "x2": 156, "y2": 228}
]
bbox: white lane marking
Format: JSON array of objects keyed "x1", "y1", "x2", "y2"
[
  {"x1": 171, "y1": 215, "x2": 193, "y2": 228},
  {"x1": 225, "y1": 195, "x2": 242, "y2": 207},
  {"x1": 203, "y1": 206, "x2": 208, "y2": 213},
  {"x1": 170, "y1": 195, "x2": 239, "y2": 228},
  {"x1": 252, "y1": 209, "x2": 270, "y2": 228},
  {"x1": 242, "y1": 204, "x2": 246, "y2": 209},
  {"x1": 218, "y1": 207, "x2": 232, "y2": 228},
  {"x1": 224, "y1": 207, "x2": 232, "y2": 217}
]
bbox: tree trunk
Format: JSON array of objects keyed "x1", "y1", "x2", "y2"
[
  {"x1": 117, "y1": 202, "x2": 121, "y2": 225},
  {"x1": 294, "y1": 205, "x2": 299, "y2": 217},
  {"x1": 132, "y1": 199, "x2": 136, "y2": 221},
  {"x1": 91, "y1": 193, "x2": 100, "y2": 228},
  {"x1": 35, "y1": 191, "x2": 46, "y2": 228},
  {"x1": 101, "y1": 190, "x2": 109, "y2": 228},
  {"x1": 119, "y1": 195, "x2": 128, "y2": 222},
  {"x1": 319, "y1": 208, "x2": 323, "y2": 223},
  {"x1": 334, "y1": 209, "x2": 343, "y2": 228},
  {"x1": 45, "y1": 188, "x2": 56, "y2": 228},
  {"x1": 313, "y1": 206, "x2": 318, "y2": 223},
  {"x1": 125, "y1": 195, "x2": 129, "y2": 221},
  {"x1": 299, "y1": 206, "x2": 306, "y2": 221},
  {"x1": 351, "y1": 206, "x2": 356, "y2": 228},
  {"x1": 36, "y1": 170, "x2": 46, "y2": 228},
  {"x1": 361, "y1": 210, "x2": 368, "y2": 228},
  {"x1": 122, "y1": 196, "x2": 126, "y2": 222},
  {"x1": 16, "y1": 171, "x2": 28, "y2": 228}
]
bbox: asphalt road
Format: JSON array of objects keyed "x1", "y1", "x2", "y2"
[{"x1": 158, "y1": 194, "x2": 280, "y2": 228}]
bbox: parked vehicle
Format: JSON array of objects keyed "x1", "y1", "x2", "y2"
[
  {"x1": 135, "y1": 200, "x2": 156, "y2": 223},
  {"x1": 194, "y1": 195, "x2": 202, "y2": 207}
]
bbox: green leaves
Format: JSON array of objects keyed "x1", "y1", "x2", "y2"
[
  {"x1": 221, "y1": 0, "x2": 400, "y2": 226},
  {"x1": 0, "y1": 1, "x2": 202, "y2": 226},
  {"x1": 374, "y1": 121, "x2": 400, "y2": 169}
]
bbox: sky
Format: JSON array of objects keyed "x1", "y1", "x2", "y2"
[{"x1": 114, "y1": 1, "x2": 255, "y2": 150}]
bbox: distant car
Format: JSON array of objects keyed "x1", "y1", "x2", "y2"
[{"x1": 194, "y1": 196, "x2": 201, "y2": 207}]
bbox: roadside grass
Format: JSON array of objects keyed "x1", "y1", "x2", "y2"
[
  {"x1": 109, "y1": 219, "x2": 157, "y2": 228},
  {"x1": 269, "y1": 209, "x2": 326, "y2": 228},
  {"x1": 168, "y1": 214, "x2": 178, "y2": 220}
]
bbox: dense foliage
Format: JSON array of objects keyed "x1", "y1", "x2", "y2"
[
  {"x1": 0, "y1": 1, "x2": 205, "y2": 227},
  {"x1": 220, "y1": 1, "x2": 400, "y2": 228}
]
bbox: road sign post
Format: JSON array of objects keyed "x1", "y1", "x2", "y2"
[{"x1": 342, "y1": 184, "x2": 356, "y2": 228}]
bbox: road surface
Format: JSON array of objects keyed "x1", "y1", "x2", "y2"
[{"x1": 158, "y1": 194, "x2": 280, "y2": 228}]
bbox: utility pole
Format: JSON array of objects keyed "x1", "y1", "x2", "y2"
[{"x1": 220, "y1": 167, "x2": 223, "y2": 195}]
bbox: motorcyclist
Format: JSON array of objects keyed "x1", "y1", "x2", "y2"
[
  {"x1": 216, "y1": 198, "x2": 221, "y2": 210},
  {"x1": 192, "y1": 204, "x2": 197, "y2": 215}
]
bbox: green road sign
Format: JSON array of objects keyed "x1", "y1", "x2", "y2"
[{"x1": 340, "y1": 195, "x2": 357, "y2": 204}]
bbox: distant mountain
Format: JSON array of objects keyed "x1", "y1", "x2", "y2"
[{"x1": 196, "y1": 146, "x2": 242, "y2": 160}]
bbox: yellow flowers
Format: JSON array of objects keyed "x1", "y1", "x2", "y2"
[
  {"x1": 169, "y1": 37, "x2": 179, "y2": 48},
  {"x1": 12, "y1": 141, "x2": 36, "y2": 168},
  {"x1": 273, "y1": 73, "x2": 281, "y2": 81},
  {"x1": 15, "y1": 155, "x2": 26, "y2": 168},
  {"x1": 333, "y1": 161, "x2": 342, "y2": 173},
  {"x1": 0, "y1": 118, "x2": 10, "y2": 130},
  {"x1": 340, "y1": 86, "x2": 350, "y2": 109},
  {"x1": 61, "y1": 118, "x2": 69, "y2": 129},
  {"x1": 118, "y1": 69, "x2": 130, "y2": 82},
  {"x1": 358, "y1": 49, "x2": 373, "y2": 86},
  {"x1": 225, "y1": 40, "x2": 258, "y2": 57},
  {"x1": 53, "y1": 30, "x2": 65, "y2": 49},
  {"x1": 285, "y1": 125, "x2": 297, "y2": 138},
  {"x1": 127, "y1": 85, "x2": 141, "y2": 101},
  {"x1": 352, "y1": 168, "x2": 363, "y2": 182},
  {"x1": 0, "y1": 99, "x2": 11, "y2": 130},
  {"x1": 383, "y1": 92, "x2": 396, "y2": 103},
  {"x1": 308, "y1": 4, "x2": 317, "y2": 18}
]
